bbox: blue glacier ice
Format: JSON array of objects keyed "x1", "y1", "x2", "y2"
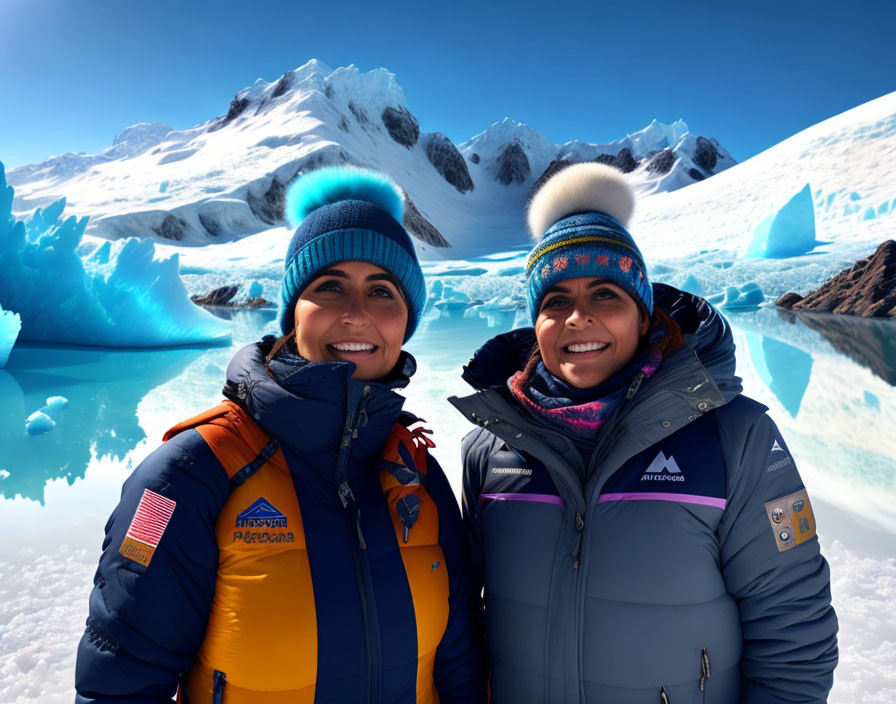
[
  {"x1": 23, "y1": 395, "x2": 69, "y2": 436},
  {"x1": 0, "y1": 161, "x2": 231, "y2": 347},
  {"x1": 0, "y1": 303, "x2": 20, "y2": 367},
  {"x1": 25, "y1": 410, "x2": 55, "y2": 435},
  {"x1": 746, "y1": 183, "x2": 817, "y2": 258},
  {"x1": 707, "y1": 282, "x2": 765, "y2": 310},
  {"x1": 248, "y1": 280, "x2": 264, "y2": 299},
  {"x1": 680, "y1": 274, "x2": 706, "y2": 296}
]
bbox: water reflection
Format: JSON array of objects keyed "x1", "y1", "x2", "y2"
[
  {"x1": 0, "y1": 343, "x2": 205, "y2": 503},
  {"x1": 779, "y1": 309, "x2": 896, "y2": 385},
  {"x1": 744, "y1": 333, "x2": 813, "y2": 417},
  {"x1": 728, "y1": 309, "x2": 896, "y2": 530}
]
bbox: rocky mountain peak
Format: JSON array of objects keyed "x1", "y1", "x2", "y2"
[
  {"x1": 382, "y1": 106, "x2": 420, "y2": 148},
  {"x1": 494, "y1": 140, "x2": 530, "y2": 185},
  {"x1": 425, "y1": 133, "x2": 474, "y2": 193}
]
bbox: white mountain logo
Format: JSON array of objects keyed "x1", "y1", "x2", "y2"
[
  {"x1": 641, "y1": 451, "x2": 685, "y2": 482},
  {"x1": 771, "y1": 439, "x2": 784, "y2": 453}
]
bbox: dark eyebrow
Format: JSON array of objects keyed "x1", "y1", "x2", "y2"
[
  {"x1": 542, "y1": 279, "x2": 618, "y2": 297},
  {"x1": 543, "y1": 284, "x2": 572, "y2": 296},
  {"x1": 314, "y1": 268, "x2": 348, "y2": 279},
  {"x1": 367, "y1": 272, "x2": 402, "y2": 288}
]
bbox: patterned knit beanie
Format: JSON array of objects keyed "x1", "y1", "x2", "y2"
[
  {"x1": 279, "y1": 167, "x2": 426, "y2": 342},
  {"x1": 526, "y1": 163, "x2": 652, "y2": 324}
]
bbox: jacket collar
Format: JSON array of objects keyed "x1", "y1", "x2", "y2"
[{"x1": 226, "y1": 337, "x2": 414, "y2": 477}]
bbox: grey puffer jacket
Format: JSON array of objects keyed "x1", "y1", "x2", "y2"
[{"x1": 449, "y1": 285, "x2": 837, "y2": 704}]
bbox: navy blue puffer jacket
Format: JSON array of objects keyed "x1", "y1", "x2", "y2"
[{"x1": 450, "y1": 285, "x2": 838, "y2": 704}]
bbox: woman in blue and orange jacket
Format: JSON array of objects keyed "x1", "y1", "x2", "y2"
[{"x1": 74, "y1": 168, "x2": 487, "y2": 704}]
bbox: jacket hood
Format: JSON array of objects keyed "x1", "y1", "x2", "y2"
[
  {"x1": 461, "y1": 283, "x2": 741, "y2": 404},
  {"x1": 224, "y1": 337, "x2": 415, "y2": 475}
]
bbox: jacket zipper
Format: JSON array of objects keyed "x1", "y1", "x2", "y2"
[
  {"x1": 700, "y1": 647, "x2": 711, "y2": 696},
  {"x1": 575, "y1": 373, "x2": 645, "y2": 703},
  {"x1": 335, "y1": 386, "x2": 380, "y2": 704},
  {"x1": 467, "y1": 394, "x2": 590, "y2": 702},
  {"x1": 212, "y1": 670, "x2": 226, "y2": 704}
]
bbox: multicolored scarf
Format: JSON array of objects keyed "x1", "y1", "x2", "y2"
[{"x1": 508, "y1": 315, "x2": 679, "y2": 438}]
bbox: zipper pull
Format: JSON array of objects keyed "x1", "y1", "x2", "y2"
[
  {"x1": 341, "y1": 414, "x2": 355, "y2": 448},
  {"x1": 699, "y1": 648, "x2": 711, "y2": 691},
  {"x1": 212, "y1": 670, "x2": 226, "y2": 704},
  {"x1": 572, "y1": 512, "x2": 585, "y2": 568},
  {"x1": 626, "y1": 371, "x2": 646, "y2": 400},
  {"x1": 338, "y1": 481, "x2": 354, "y2": 508},
  {"x1": 660, "y1": 685, "x2": 671, "y2": 703},
  {"x1": 355, "y1": 509, "x2": 367, "y2": 550},
  {"x1": 338, "y1": 482, "x2": 367, "y2": 549}
]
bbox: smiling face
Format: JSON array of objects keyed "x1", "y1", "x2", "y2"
[
  {"x1": 535, "y1": 277, "x2": 649, "y2": 389},
  {"x1": 293, "y1": 260, "x2": 409, "y2": 380}
]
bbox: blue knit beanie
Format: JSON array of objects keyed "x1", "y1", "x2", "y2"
[
  {"x1": 279, "y1": 167, "x2": 426, "y2": 342},
  {"x1": 525, "y1": 163, "x2": 652, "y2": 323}
]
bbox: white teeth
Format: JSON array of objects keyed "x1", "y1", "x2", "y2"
[
  {"x1": 566, "y1": 342, "x2": 609, "y2": 353},
  {"x1": 332, "y1": 342, "x2": 375, "y2": 352}
]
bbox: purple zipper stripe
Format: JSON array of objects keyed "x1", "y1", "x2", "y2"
[
  {"x1": 598, "y1": 492, "x2": 727, "y2": 509},
  {"x1": 480, "y1": 493, "x2": 564, "y2": 507}
]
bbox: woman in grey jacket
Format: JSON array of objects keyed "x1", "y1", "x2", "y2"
[{"x1": 450, "y1": 163, "x2": 838, "y2": 703}]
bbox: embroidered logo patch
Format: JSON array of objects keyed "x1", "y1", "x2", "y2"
[
  {"x1": 764, "y1": 488, "x2": 816, "y2": 552},
  {"x1": 641, "y1": 451, "x2": 684, "y2": 482},
  {"x1": 766, "y1": 437, "x2": 793, "y2": 472},
  {"x1": 233, "y1": 498, "x2": 294, "y2": 545},
  {"x1": 119, "y1": 489, "x2": 176, "y2": 567},
  {"x1": 236, "y1": 497, "x2": 287, "y2": 528}
]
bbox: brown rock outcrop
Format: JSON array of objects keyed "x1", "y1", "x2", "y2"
[
  {"x1": 191, "y1": 285, "x2": 271, "y2": 309},
  {"x1": 789, "y1": 240, "x2": 896, "y2": 317},
  {"x1": 775, "y1": 292, "x2": 804, "y2": 309}
]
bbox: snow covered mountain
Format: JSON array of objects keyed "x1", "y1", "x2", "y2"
[{"x1": 7, "y1": 60, "x2": 734, "y2": 258}]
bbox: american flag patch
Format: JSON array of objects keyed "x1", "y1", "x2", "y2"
[{"x1": 119, "y1": 489, "x2": 176, "y2": 567}]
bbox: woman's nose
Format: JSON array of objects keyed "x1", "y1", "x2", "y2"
[
  {"x1": 565, "y1": 304, "x2": 593, "y2": 329},
  {"x1": 340, "y1": 294, "x2": 370, "y2": 326}
]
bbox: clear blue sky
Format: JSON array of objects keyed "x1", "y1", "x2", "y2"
[{"x1": 1, "y1": 0, "x2": 893, "y2": 169}]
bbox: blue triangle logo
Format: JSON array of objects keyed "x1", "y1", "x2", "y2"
[{"x1": 236, "y1": 497, "x2": 287, "y2": 527}]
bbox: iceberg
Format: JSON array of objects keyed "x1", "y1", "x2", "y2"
[
  {"x1": 25, "y1": 410, "x2": 55, "y2": 435},
  {"x1": 23, "y1": 395, "x2": 69, "y2": 436},
  {"x1": 0, "y1": 162, "x2": 230, "y2": 347},
  {"x1": 0, "y1": 303, "x2": 20, "y2": 367},
  {"x1": 746, "y1": 184, "x2": 817, "y2": 258},
  {"x1": 680, "y1": 274, "x2": 706, "y2": 297},
  {"x1": 707, "y1": 282, "x2": 765, "y2": 311}
]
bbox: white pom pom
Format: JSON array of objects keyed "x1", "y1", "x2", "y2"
[{"x1": 527, "y1": 163, "x2": 634, "y2": 240}]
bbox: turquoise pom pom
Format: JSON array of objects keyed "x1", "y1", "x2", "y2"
[{"x1": 285, "y1": 167, "x2": 405, "y2": 227}]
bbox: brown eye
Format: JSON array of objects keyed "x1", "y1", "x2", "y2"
[
  {"x1": 542, "y1": 296, "x2": 568, "y2": 310},
  {"x1": 314, "y1": 280, "x2": 343, "y2": 293},
  {"x1": 370, "y1": 285, "x2": 395, "y2": 299}
]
